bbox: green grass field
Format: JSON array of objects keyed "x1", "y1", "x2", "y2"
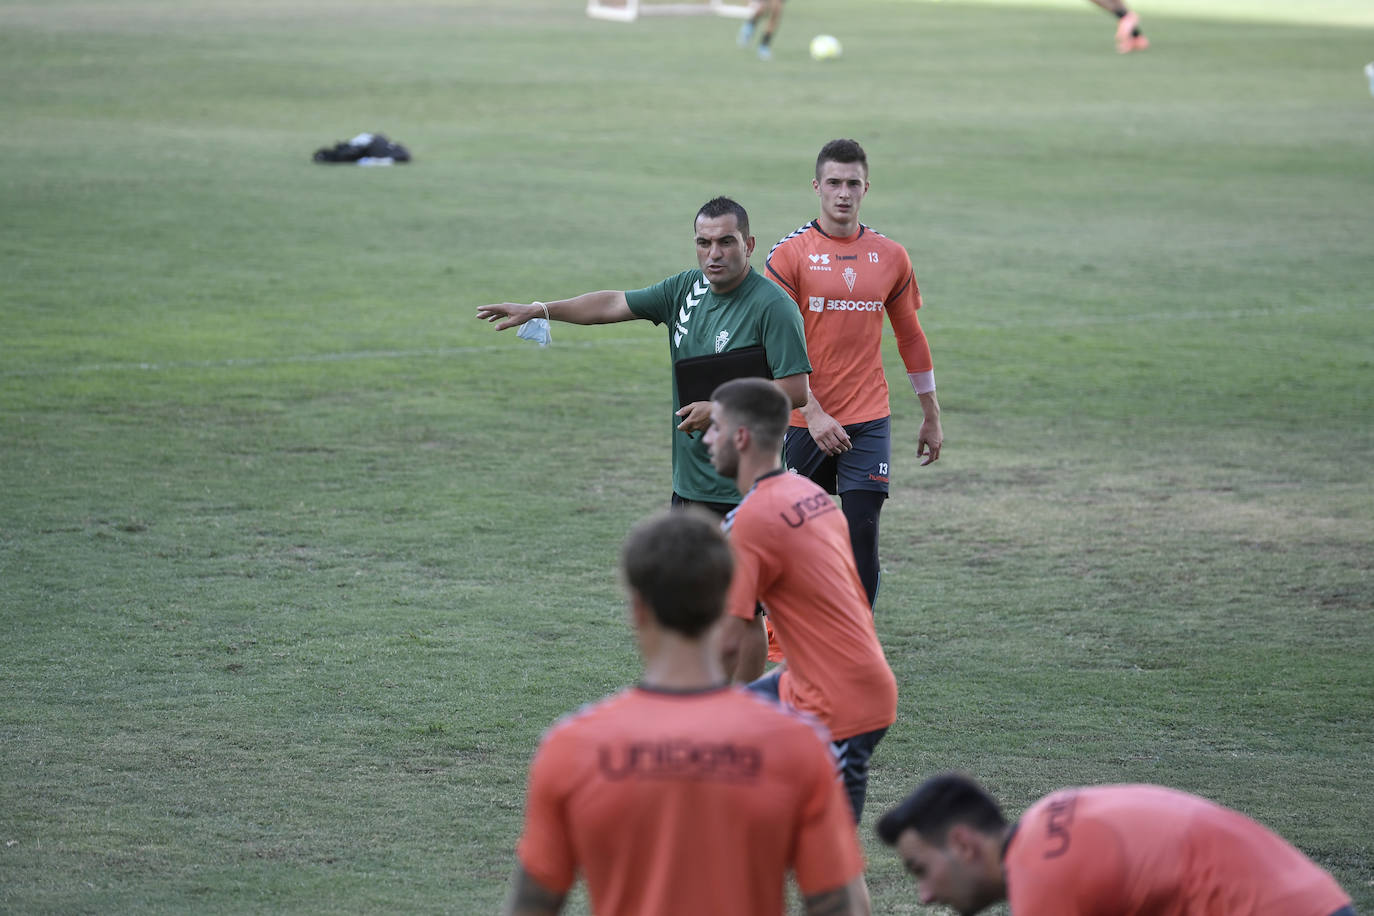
[{"x1": 2, "y1": 0, "x2": 1371, "y2": 912}]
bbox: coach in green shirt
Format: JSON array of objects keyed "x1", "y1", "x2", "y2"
[{"x1": 477, "y1": 196, "x2": 810, "y2": 511}]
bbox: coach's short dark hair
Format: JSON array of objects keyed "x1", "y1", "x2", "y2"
[
  {"x1": 816, "y1": 138, "x2": 868, "y2": 179},
  {"x1": 696, "y1": 196, "x2": 750, "y2": 238},
  {"x1": 711, "y1": 377, "x2": 790, "y2": 450},
  {"x1": 621, "y1": 509, "x2": 733, "y2": 638},
  {"x1": 876, "y1": 773, "x2": 1009, "y2": 846}
]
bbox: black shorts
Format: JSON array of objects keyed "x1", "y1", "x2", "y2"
[{"x1": 784, "y1": 416, "x2": 891, "y2": 496}]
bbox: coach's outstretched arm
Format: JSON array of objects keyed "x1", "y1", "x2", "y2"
[{"x1": 476, "y1": 291, "x2": 634, "y2": 331}]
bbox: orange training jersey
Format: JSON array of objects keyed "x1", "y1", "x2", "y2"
[
  {"x1": 766, "y1": 221, "x2": 932, "y2": 427},
  {"x1": 725, "y1": 470, "x2": 898, "y2": 740},
  {"x1": 516, "y1": 685, "x2": 863, "y2": 916},
  {"x1": 1004, "y1": 784, "x2": 1354, "y2": 916}
]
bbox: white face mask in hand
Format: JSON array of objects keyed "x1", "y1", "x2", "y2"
[
  {"x1": 516, "y1": 317, "x2": 551, "y2": 347},
  {"x1": 516, "y1": 301, "x2": 552, "y2": 347}
]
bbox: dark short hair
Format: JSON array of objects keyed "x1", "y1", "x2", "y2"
[
  {"x1": 876, "y1": 773, "x2": 1009, "y2": 846},
  {"x1": 710, "y1": 377, "x2": 790, "y2": 450},
  {"x1": 695, "y1": 196, "x2": 750, "y2": 239},
  {"x1": 816, "y1": 138, "x2": 868, "y2": 179},
  {"x1": 621, "y1": 509, "x2": 734, "y2": 638}
]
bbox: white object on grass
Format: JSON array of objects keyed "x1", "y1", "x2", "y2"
[
  {"x1": 587, "y1": 0, "x2": 752, "y2": 23},
  {"x1": 810, "y1": 34, "x2": 842, "y2": 61}
]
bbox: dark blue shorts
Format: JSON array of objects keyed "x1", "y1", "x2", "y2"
[
  {"x1": 746, "y1": 669, "x2": 887, "y2": 823},
  {"x1": 784, "y1": 416, "x2": 891, "y2": 496}
]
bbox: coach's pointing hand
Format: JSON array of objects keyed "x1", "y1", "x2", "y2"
[{"x1": 476, "y1": 302, "x2": 543, "y2": 332}]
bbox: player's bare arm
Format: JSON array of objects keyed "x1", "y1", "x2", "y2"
[
  {"x1": 803, "y1": 877, "x2": 871, "y2": 916},
  {"x1": 774, "y1": 372, "x2": 809, "y2": 410},
  {"x1": 916, "y1": 390, "x2": 942, "y2": 466},
  {"x1": 718, "y1": 614, "x2": 766, "y2": 683},
  {"x1": 501, "y1": 865, "x2": 566, "y2": 916},
  {"x1": 732, "y1": 614, "x2": 768, "y2": 682},
  {"x1": 476, "y1": 290, "x2": 633, "y2": 331}
]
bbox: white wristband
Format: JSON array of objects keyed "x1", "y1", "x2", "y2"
[
  {"x1": 534, "y1": 301, "x2": 550, "y2": 321},
  {"x1": 908, "y1": 370, "x2": 936, "y2": 395}
]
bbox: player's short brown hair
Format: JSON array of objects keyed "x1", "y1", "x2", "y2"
[
  {"x1": 711, "y1": 377, "x2": 790, "y2": 451},
  {"x1": 816, "y1": 138, "x2": 868, "y2": 179},
  {"x1": 621, "y1": 509, "x2": 734, "y2": 638}
]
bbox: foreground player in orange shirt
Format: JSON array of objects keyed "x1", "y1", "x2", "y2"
[
  {"x1": 705, "y1": 377, "x2": 898, "y2": 824},
  {"x1": 504, "y1": 510, "x2": 868, "y2": 916},
  {"x1": 766, "y1": 138, "x2": 942, "y2": 609},
  {"x1": 876, "y1": 772, "x2": 1355, "y2": 916}
]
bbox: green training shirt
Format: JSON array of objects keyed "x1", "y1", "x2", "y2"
[{"x1": 626, "y1": 267, "x2": 811, "y2": 504}]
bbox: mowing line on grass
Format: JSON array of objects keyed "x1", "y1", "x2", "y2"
[
  {"x1": 4, "y1": 302, "x2": 1369, "y2": 379},
  {"x1": 0, "y1": 336, "x2": 659, "y2": 378}
]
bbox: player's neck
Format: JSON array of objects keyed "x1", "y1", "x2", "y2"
[
  {"x1": 640, "y1": 635, "x2": 727, "y2": 691},
  {"x1": 817, "y1": 213, "x2": 859, "y2": 239},
  {"x1": 736, "y1": 455, "x2": 783, "y2": 496}
]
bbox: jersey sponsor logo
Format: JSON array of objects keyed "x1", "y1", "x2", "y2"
[
  {"x1": 820, "y1": 298, "x2": 884, "y2": 312},
  {"x1": 779, "y1": 491, "x2": 840, "y2": 529},
  {"x1": 836, "y1": 254, "x2": 858, "y2": 261},
  {"x1": 598, "y1": 739, "x2": 762, "y2": 783},
  {"x1": 843, "y1": 266, "x2": 857, "y2": 292},
  {"x1": 808, "y1": 296, "x2": 825, "y2": 313},
  {"x1": 674, "y1": 277, "x2": 709, "y2": 346},
  {"x1": 808, "y1": 253, "x2": 830, "y2": 265},
  {"x1": 715, "y1": 330, "x2": 730, "y2": 353}
]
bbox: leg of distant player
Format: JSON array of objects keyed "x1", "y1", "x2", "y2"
[
  {"x1": 834, "y1": 726, "x2": 887, "y2": 823},
  {"x1": 756, "y1": 0, "x2": 783, "y2": 59},
  {"x1": 841, "y1": 490, "x2": 884, "y2": 608},
  {"x1": 833, "y1": 418, "x2": 891, "y2": 609},
  {"x1": 738, "y1": 0, "x2": 783, "y2": 59},
  {"x1": 1085, "y1": 0, "x2": 1148, "y2": 52}
]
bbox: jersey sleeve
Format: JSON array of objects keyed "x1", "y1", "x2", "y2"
[
  {"x1": 760, "y1": 287, "x2": 812, "y2": 380},
  {"x1": 884, "y1": 248, "x2": 933, "y2": 375},
  {"x1": 791, "y1": 726, "x2": 866, "y2": 895},
  {"x1": 514, "y1": 731, "x2": 579, "y2": 896},
  {"x1": 624, "y1": 272, "x2": 685, "y2": 326},
  {"x1": 764, "y1": 235, "x2": 805, "y2": 305}
]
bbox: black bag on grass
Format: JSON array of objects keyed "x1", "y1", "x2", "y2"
[{"x1": 312, "y1": 132, "x2": 411, "y2": 164}]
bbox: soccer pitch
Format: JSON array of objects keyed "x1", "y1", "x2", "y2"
[{"x1": 2, "y1": 1, "x2": 1371, "y2": 912}]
